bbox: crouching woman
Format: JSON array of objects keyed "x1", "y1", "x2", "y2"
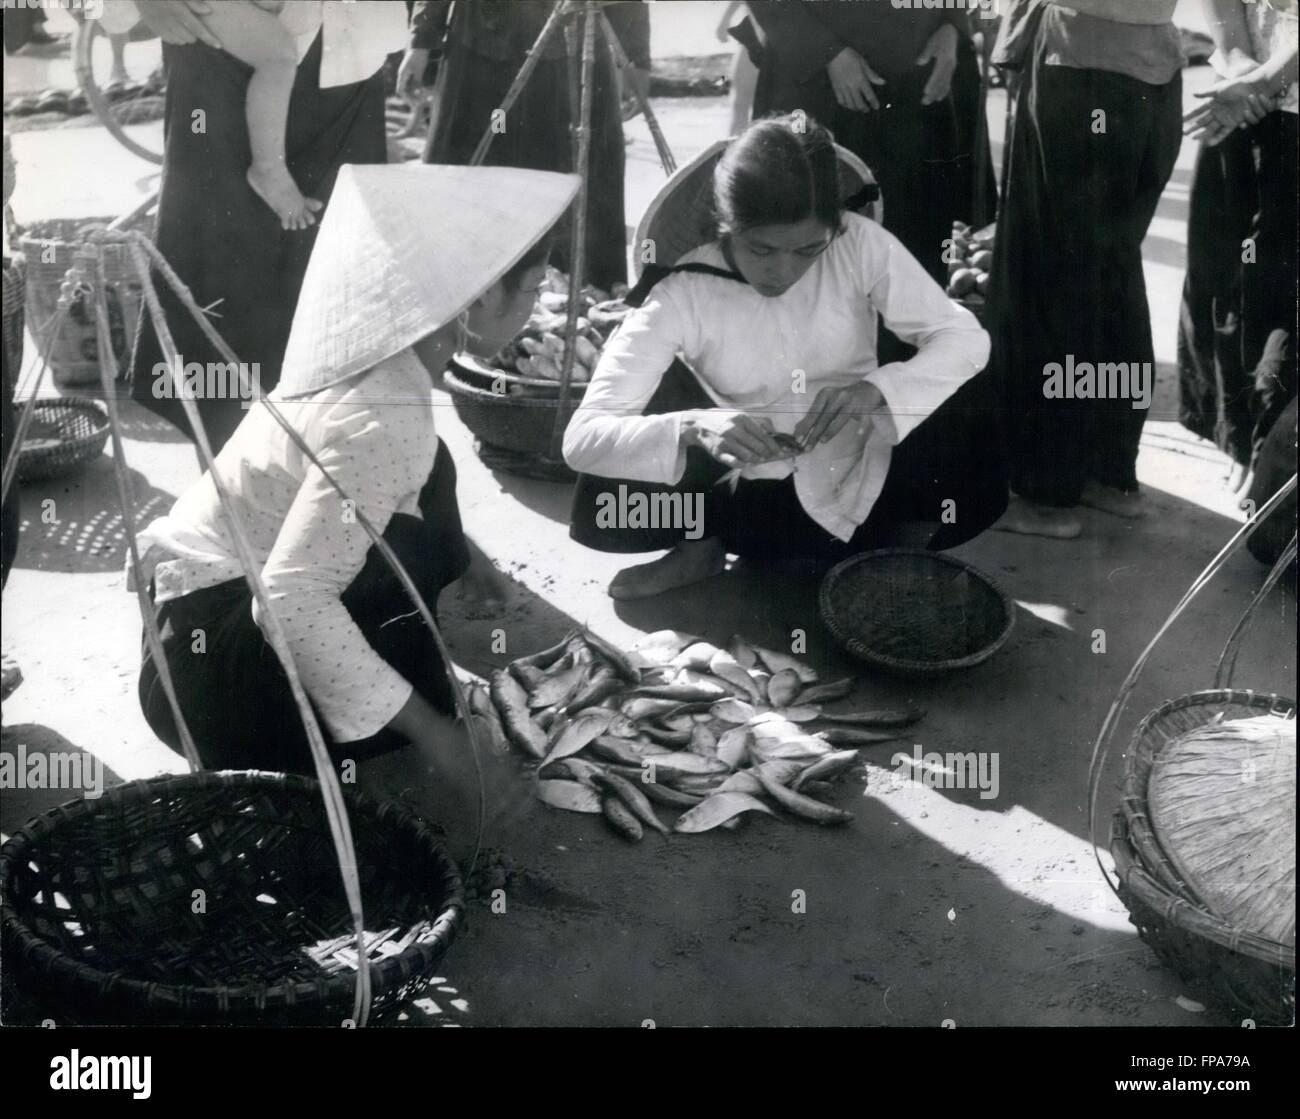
[{"x1": 563, "y1": 115, "x2": 1007, "y2": 600}]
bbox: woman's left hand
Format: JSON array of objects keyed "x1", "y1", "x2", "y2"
[
  {"x1": 794, "y1": 382, "x2": 887, "y2": 450},
  {"x1": 1184, "y1": 74, "x2": 1275, "y2": 144},
  {"x1": 916, "y1": 23, "x2": 958, "y2": 106}
]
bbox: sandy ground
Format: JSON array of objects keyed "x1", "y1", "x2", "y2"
[{"x1": 1, "y1": 44, "x2": 1294, "y2": 1027}]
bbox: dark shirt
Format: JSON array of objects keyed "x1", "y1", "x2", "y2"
[
  {"x1": 410, "y1": 0, "x2": 651, "y2": 70},
  {"x1": 748, "y1": 0, "x2": 969, "y2": 85}
]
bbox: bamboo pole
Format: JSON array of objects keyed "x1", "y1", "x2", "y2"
[{"x1": 599, "y1": 9, "x2": 676, "y2": 176}]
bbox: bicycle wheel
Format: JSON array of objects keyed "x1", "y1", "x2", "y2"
[{"x1": 74, "y1": 19, "x2": 165, "y2": 165}]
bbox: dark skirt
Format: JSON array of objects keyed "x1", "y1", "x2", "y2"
[
  {"x1": 987, "y1": 26, "x2": 1182, "y2": 506},
  {"x1": 569, "y1": 360, "x2": 1007, "y2": 564},
  {"x1": 1177, "y1": 112, "x2": 1298, "y2": 468},
  {"x1": 422, "y1": 41, "x2": 628, "y2": 291},
  {"x1": 138, "y1": 440, "x2": 472, "y2": 776},
  {"x1": 128, "y1": 33, "x2": 388, "y2": 453}
]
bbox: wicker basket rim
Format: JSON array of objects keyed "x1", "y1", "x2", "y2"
[
  {"x1": 443, "y1": 367, "x2": 587, "y2": 402},
  {"x1": 818, "y1": 547, "x2": 1017, "y2": 672},
  {"x1": 450, "y1": 351, "x2": 583, "y2": 390},
  {"x1": 0, "y1": 770, "x2": 464, "y2": 1012}
]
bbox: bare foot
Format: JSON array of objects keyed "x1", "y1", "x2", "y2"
[
  {"x1": 247, "y1": 165, "x2": 323, "y2": 231},
  {"x1": 608, "y1": 537, "x2": 727, "y2": 600},
  {"x1": 1080, "y1": 481, "x2": 1147, "y2": 520},
  {"x1": 452, "y1": 540, "x2": 510, "y2": 614},
  {"x1": 1228, "y1": 462, "x2": 1253, "y2": 495},
  {"x1": 993, "y1": 496, "x2": 1083, "y2": 539}
]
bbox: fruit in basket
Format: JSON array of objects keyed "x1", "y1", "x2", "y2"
[
  {"x1": 969, "y1": 249, "x2": 994, "y2": 272},
  {"x1": 975, "y1": 273, "x2": 990, "y2": 297},
  {"x1": 947, "y1": 268, "x2": 978, "y2": 298}
]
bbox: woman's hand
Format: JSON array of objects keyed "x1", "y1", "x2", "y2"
[
  {"x1": 828, "y1": 47, "x2": 886, "y2": 112},
  {"x1": 794, "y1": 382, "x2": 887, "y2": 449},
  {"x1": 1185, "y1": 72, "x2": 1276, "y2": 144},
  {"x1": 134, "y1": 0, "x2": 221, "y2": 47},
  {"x1": 396, "y1": 47, "x2": 432, "y2": 102},
  {"x1": 916, "y1": 23, "x2": 958, "y2": 106},
  {"x1": 682, "y1": 411, "x2": 788, "y2": 469}
]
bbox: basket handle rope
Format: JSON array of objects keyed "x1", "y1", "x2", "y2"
[
  {"x1": 1086, "y1": 472, "x2": 1299, "y2": 898},
  {"x1": 1216, "y1": 530, "x2": 1298, "y2": 689}
]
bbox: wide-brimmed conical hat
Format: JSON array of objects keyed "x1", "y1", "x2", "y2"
[
  {"x1": 632, "y1": 138, "x2": 881, "y2": 278},
  {"x1": 277, "y1": 164, "x2": 579, "y2": 397}
]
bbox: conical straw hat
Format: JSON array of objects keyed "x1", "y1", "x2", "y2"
[
  {"x1": 1149, "y1": 713, "x2": 1296, "y2": 945},
  {"x1": 632, "y1": 138, "x2": 880, "y2": 279},
  {"x1": 277, "y1": 163, "x2": 579, "y2": 397}
]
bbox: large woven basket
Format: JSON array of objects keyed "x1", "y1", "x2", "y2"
[
  {"x1": 16, "y1": 217, "x2": 147, "y2": 388},
  {"x1": 15, "y1": 395, "x2": 110, "y2": 481},
  {"x1": 1112, "y1": 689, "x2": 1296, "y2": 1025},
  {"x1": 0, "y1": 770, "x2": 464, "y2": 1026},
  {"x1": 819, "y1": 548, "x2": 1015, "y2": 675},
  {"x1": 444, "y1": 367, "x2": 584, "y2": 457}
]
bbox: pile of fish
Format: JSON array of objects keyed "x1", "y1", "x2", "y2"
[{"x1": 467, "y1": 629, "x2": 923, "y2": 841}]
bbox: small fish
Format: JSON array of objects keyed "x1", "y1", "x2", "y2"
[
  {"x1": 529, "y1": 658, "x2": 589, "y2": 710},
  {"x1": 644, "y1": 751, "x2": 730, "y2": 778},
  {"x1": 715, "y1": 726, "x2": 751, "y2": 769},
  {"x1": 621, "y1": 696, "x2": 683, "y2": 721},
  {"x1": 511, "y1": 630, "x2": 579, "y2": 672},
  {"x1": 640, "y1": 723, "x2": 692, "y2": 747},
  {"x1": 468, "y1": 683, "x2": 510, "y2": 754},
  {"x1": 748, "y1": 736, "x2": 833, "y2": 764},
  {"x1": 490, "y1": 670, "x2": 549, "y2": 758},
  {"x1": 708, "y1": 650, "x2": 764, "y2": 703},
  {"x1": 748, "y1": 714, "x2": 809, "y2": 743},
  {"x1": 565, "y1": 665, "x2": 623, "y2": 713},
  {"x1": 752, "y1": 759, "x2": 809, "y2": 786},
  {"x1": 777, "y1": 704, "x2": 822, "y2": 723},
  {"x1": 673, "y1": 792, "x2": 776, "y2": 833},
  {"x1": 714, "y1": 770, "x2": 763, "y2": 796},
  {"x1": 795, "y1": 677, "x2": 855, "y2": 705},
  {"x1": 766, "y1": 668, "x2": 802, "y2": 708},
  {"x1": 627, "y1": 683, "x2": 729, "y2": 703},
  {"x1": 606, "y1": 713, "x2": 640, "y2": 738},
  {"x1": 578, "y1": 625, "x2": 641, "y2": 682},
  {"x1": 510, "y1": 662, "x2": 547, "y2": 691},
  {"x1": 753, "y1": 768, "x2": 853, "y2": 826},
  {"x1": 669, "y1": 641, "x2": 724, "y2": 672},
  {"x1": 675, "y1": 669, "x2": 740, "y2": 697},
  {"x1": 539, "y1": 756, "x2": 605, "y2": 786},
  {"x1": 816, "y1": 726, "x2": 904, "y2": 747},
  {"x1": 601, "y1": 794, "x2": 643, "y2": 841},
  {"x1": 726, "y1": 634, "x2": 759, "y2": 670},
  {"x1": 589, "y1": 735, "x2": 670, "y2": 765},
  {"x1": 751, "y1": 644, "x2": 819, "y2": 684},
  {"x1": 687, "y1": 723, "x2": 718, "y2": 758},
  {"x1": 592, "y1": 771, "x2": 669, "y2": 835},
  {"x1": 628, "y1": 629, "x2": 703, "y2": 666},
  {"x1": 815, "y1": 706, "x2": 925, "y2": 729},
  {"x1": 639, "y1": 781, "x2": 705, "y2": 809},
  {"x1": 791, "y1": 750, "x2": 860, "y2": 791},
  {"x1": 542, "y1": 707, "x2": 616, "y2": 766},
  {"x1": 715, "y1": 436, "x2": 803, "y2": 495},
  {"x1": 536, "y1": 779, "x2": 603, "y2": 814},
  {"x1": 659, "y1": 712, "x2": 700, "y2": 733},
  {"x1": 711, "y1": 698, "x2": 757, "y2": 724}
]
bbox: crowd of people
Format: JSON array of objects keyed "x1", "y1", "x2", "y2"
[{"x1": 0, "y1": 1, "x2": 1295, "y2": 848}]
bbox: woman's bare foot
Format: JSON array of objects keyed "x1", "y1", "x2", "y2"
[
  {"x1": 1080, "y1": 481, "x2": 1147, "y2": 520},
  {"x1": 608, "y1": 537, "x2": 727, "y2": 600},
  {"x1": 247, "y1": 165, "x2": 323, "y2": 231},
  {"x1": 993, "y1": 496, "x2": 1083, "y2": 539},
  {"x1": 452, "y1": 540, "x2": 510, "y2": 614}
]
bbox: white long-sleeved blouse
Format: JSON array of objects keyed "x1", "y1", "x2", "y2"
[
  {"x1": 129, "y1": 350, "x2": 437, "y2": 743},
  {"x1": 562, "y1": 213, "x2": 991, "y2": 542}
]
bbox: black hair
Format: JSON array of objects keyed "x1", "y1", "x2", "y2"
[
  {"x1": 501, "y1": 234, "x2": 555, "y2": 291},
  {"x1": 712, "y1": 114, "x2": 845, "y2": 238}
]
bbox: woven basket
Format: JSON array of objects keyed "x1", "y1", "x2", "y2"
[
  {"x1": 0, "y1": 770, "x2": 464, "y2": 1027},
  {"x1": 15, "y1": 395, "x2": 110, "y2": 481},
  {"x1": 16, "y1": 217, "x2": 147, "y2": 388},
  {"x1": 819, "y1": 548, "x2": 1015, "y2": 674},
  {"x1": 1113, "y1": 689, "x2": 1296, "y2": 1025},
  {"x1": 444, "y1": 367, "x2": 584, "y2": 457}
]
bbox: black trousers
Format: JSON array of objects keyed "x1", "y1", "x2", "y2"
[
  {"x1": 138, "y1": 441, "x2": 471, "y2": 776},
  {"x1": 569, "y1": 361, "x2": 1007, "y2": 564},
  {"x1": 128, "y1": 33, "x2": 387, "y2": 453},
  {"x1": 988, "y1": 32, "x2": 1182, "y2": 506}
]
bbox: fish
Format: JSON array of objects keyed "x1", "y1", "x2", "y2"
[
  {"x1": 642, "y1": 751, "x2": 729, "y2": 779},
  {"x1": 726, "y1": 634, "x2": 759, "y2": 669},
  {"x1": 606, "y1": 713, "x2": 640, "y2": 738},
  {"x1": 510, "y1": 629, "x2": 579, "y2": 672},
  {"x1": 748, "y1": 714, "x2": 810, "y2": 743},
  {"x1": 751, "y1": 644, "x2": 819, "y2": 684},
  {"x1": 669, "y1": 641, "x2": 724, "y2": 672},
  {"x1": 714, "y1": 770, "x2": 763, "y2": 796},
  {"x1": 715, "y1": 444, "x2": 801, "y2": 496},
  {"x1": 766, "y1": 668, "x2": 803, "y2": 708},
  {"x1": 777, "y1": 704, "x2": 822, "y2": 723},
  {"x1": 659, "y1": 712, "x2": 700, "y2": 733},
  {"x1": 589, "y1": 735, "x2": 670, "y2": 765},
  {"x1": 708, "y1": 650, "x2": 764, "y2": 703},
  {"x1": 752, "y1": 759, "x2": 809, "y2": 786},
  {"x1": 814, "y1": 706, "x2": 925, "y2": 729},
  {"x1": 669, "y1": 772, "x2": 733, "y2": 794},
  {"x1": 628, "y1": 629, "x2": 702, "y2": 666},
  {"x1": 620, "y1": 696, "x2": 683, "y2": 721},
  {"x1": 601, "y1": 794, "x2": 643, "y2": 841},
  {"x1": 535, "y1": 779, "x2": 603, "y2": 814},
  {"x1": 791, "y1": 750, "x2": 860, "y2": 790},
  {"x1": 592, "y1": 771, "x2": 669, "y2": 835},
  {"x1": 528, "y1": 656, "x2": 588, "y2": 709},
  {"x1": 565, "y1": 666, "x2": 623, "y2": 713},
  {"x1": 710, "y1": 698, "x2": 757, "y2": 724},
  {"x1": 794, "y1": 677, "x2": 855, "y2": 705},
  {"x1": 640, "y1": 723, "x2": 692, "y2": 748},
  {"x1": 468, "y1": 683, "x2": 510, "y2": 754},
  {"x1": 675, "y1": 669, "x2": 742, "y2": 697},
  {"x1": 539, "y1": 756, "x2": 605, "y2": 785},
  {"x1": 490, "y1": 670, "x2": 549, "y2": 758},
  {"x1": 816, "y1": 726, "x2": 905, "y2": 747},
  {"x1": 687, "y1": 724, "x2": 717, "y2": 758},
  {"x1": 748, "y1": 735, "x2": 833, "y2": 764},
  {"x1": 578, "y1": 625, "x2": 641, "y2": 682},
  {"x1": 674, "y1": 792, "x2": 776, "y2": 833},
  {"x1": 639, "y1": 780, "x2": 705, "y2": 809},
  {"x1": 626, "y1": 683, "x2": 729, "y2": 703},
  {"x1": 715, "y1": 726, "x2": 751, "y2": 769},
  {"x1": 541, "y1": 707, "x2": 616, "y2": 765},
  {"x1": 510, "y1": 662, "x2": 547, "y2": 691},
  {"x1": 753, "y1": 768, "x2": 853, "y2": 826}
]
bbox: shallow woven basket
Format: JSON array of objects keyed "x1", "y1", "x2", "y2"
[
  {"x1": 1113, "y1": 689, "x2": 1297, "y2": 1025},
  {"x1": 0, "y1": 771, "x2": 464, "y2": 1026},
  {"x1": 16, "y1": 217, "x2": 147, "y2": 388},
  {"x1": 819, "y1": 549, "x2": 1015, "y2": 675},
  {"x1": 16, "y1": 395, "x2": 110, "y2": 481},
  {"x1": 443, "y1": 367, "x2": 584, "y2": 457}
]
